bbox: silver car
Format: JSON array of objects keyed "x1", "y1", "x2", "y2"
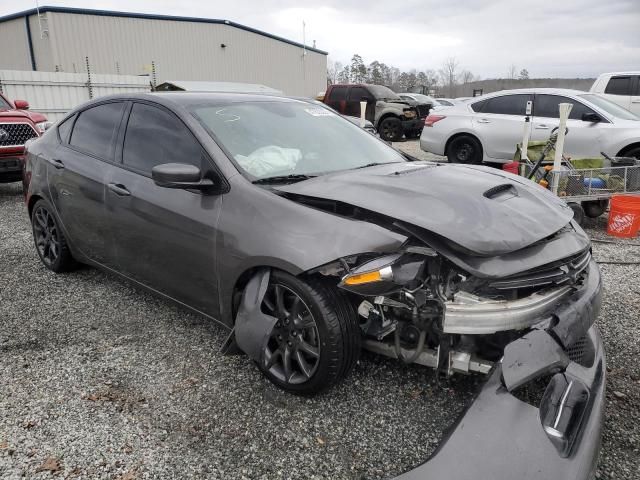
[{"x1": 420, "y1": 88, "x2": 640, "y2": 164}]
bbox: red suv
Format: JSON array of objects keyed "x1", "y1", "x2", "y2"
[{"x1": 0, "y1": 92, "x2": 49, "y2": 183}]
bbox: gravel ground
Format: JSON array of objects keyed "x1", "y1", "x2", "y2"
[
  {"x1": 392, "y1": 139, "x2": 444, "y2": 162},
  {"x1": 1, "y1": 172, "x2": 639, "y2": 480}
]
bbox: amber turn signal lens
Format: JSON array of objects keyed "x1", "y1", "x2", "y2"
[{"x1": 343, "y1": 270, "x2": 383, "y2": 285}]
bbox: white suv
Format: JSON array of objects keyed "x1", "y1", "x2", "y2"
[
  {"x1": 590, "y1": 72, "x2": 640, "y2": 115},
  {"x1": 420, "y1": 88, "x2": 640, "y2": 164}
]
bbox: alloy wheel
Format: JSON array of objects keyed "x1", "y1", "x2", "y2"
[
  {"x1": 33, "y1": 206, "x2": 60, "y2": 266},
  {"x1": 456, "y1": 143, "x2": 473, "y2": 162},
  {"x1": 261, "y1": 283, "x2": 321, "y2": 384}
]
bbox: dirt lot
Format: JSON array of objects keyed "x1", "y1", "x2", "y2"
[{"x1": 1, "y1": 149, "x2": 638, "y2": 479}]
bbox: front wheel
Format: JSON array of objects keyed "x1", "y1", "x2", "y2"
[
  {"x1": 258, "y1": 271, "x2": 360, "y2": 395},
  {"x1": 446, "y1": 135, "x2": 483, "y2": 164},
  {"x1": 378, "y1": 117, "x2": 403, "y2": 142}
]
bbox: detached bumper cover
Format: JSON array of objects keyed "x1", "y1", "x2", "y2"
[
  {"x1": 395, "y1": 261, "x2": 605, "y2": 480},
  {"x1": 401, "y1": 118, "x2": 423, "y2": 132}
]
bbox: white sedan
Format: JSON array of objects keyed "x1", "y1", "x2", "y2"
[{"x1": 420, "y1": 88, "x2": 640, "y2": 164}]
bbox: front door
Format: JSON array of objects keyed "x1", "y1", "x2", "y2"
[
  {"x1": 530, "y1": 94, "x2": 605, "y2": 159},
  {"x1": 47, "y1": 102, "x2": 125, "y2": 265},
  {"x1": 106, "y1": 101, "x2": 223, "y2": 316}
]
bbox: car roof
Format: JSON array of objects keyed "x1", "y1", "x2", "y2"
[
  {"x1": 80, "y1": 91, "x2": 303, "y2": 106},
  {"x1": 475, "y1": 88, "x2": 591, "y2": 98},
  {"x1": 596, "y1": 71, "x2": 640, "y2": 76}
]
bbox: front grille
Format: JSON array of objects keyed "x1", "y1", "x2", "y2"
[
  {"x1": 489, "y1": 250, "x2": 591, "y2": 290},
  {"x1": 416, "y1": 104, "x2": 430, "y2": 118},
  {"x1": 0, "y1": 123, "x2": 38, "y2": 147}
]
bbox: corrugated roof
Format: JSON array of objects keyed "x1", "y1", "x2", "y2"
[{"x1": 0, "y1": 6, "x2": 328, "y2": 55}]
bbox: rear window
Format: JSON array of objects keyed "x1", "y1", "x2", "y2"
[
  {"x1": 328, "y1": 86, "x2": 348, "y2": 101},
  {"x1": 69, "y1": 102, "x2": 125, "y2": 159},
  {"x1": 604, "y1": 76, "x2": 632, "y2": 95},
  {"x1": 482, "y1": 94, "x2": 532, "y2": 115},
  {"x1": 470, "y1": 99, "x2": 487, "y2": 112}
]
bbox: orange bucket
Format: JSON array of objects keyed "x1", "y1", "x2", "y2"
[{"x1": 607, "y1": 195, "x2": 640, "y2": 238}]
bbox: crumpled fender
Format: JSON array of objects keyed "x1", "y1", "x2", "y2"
[{"x1": 233, "y1": 268, "x2": 278, "y2": 363}]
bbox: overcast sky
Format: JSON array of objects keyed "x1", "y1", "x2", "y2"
[{"x1": 1, "y1": 0, "x2": 638, "y2": 78}]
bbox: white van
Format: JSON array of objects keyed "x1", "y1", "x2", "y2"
[{"x1": 590, "y1": 72, "x2": 640, "y2": 115}]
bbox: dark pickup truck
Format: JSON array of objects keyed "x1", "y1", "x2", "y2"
[{"x1": 322, "y1": 84, "x2": 429, "y2": 141}]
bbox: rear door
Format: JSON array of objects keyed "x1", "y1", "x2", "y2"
[
  {"x1": 47, "y1": 101, "x2": 125, "y2": 265},
  {"x1": 631, "y1": 76, "x2": 640, "y2": 116},
  {"x1": 106, "y1": 101, "x2": 223, "y2": 316},
  {"x1": 530, "y1": 94, "x2": 606, "y2": 158},
  {"x1": 601, "y1": 75, "x2": 633, "y2": 111},
  {"x1": 471, "y1": 94, "x2": 533, "y2": 160},
  {"x1": 325, "y1": 85, "x2": 348, "y2": 114},
  {"x1": 346, "y1": 86, "x2": 375, "y2": 122}
]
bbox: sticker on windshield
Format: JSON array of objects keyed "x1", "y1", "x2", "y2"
[{"x1": 304, "y1": 108, "x2": 335, "y2": 117}]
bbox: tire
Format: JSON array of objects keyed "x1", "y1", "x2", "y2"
[
  {"x1": 582, "y1": 199, "x2": 608, "y2": 218},
  {"x1": 621, "y1": 146, "x2": 640, "y2": 160},
  {"x1": 258, "y1": 270, "x2": 360, "y2": 395},
  {"x1": 446, "y1": 135, "x2": 483, "y2": 164},
  {"x1": 568, "y1": 202, "x2": 585, "y2": 226},
  {"x1": 31, "y1": 199, "x2": 77, "y2": 273},
  {"x1": 378, "y1": 117, "x2": 403, "y2": 142}
]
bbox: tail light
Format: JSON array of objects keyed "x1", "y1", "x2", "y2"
[{"x1": 424, "y1": 115, "x2": 446, "y2": 127}]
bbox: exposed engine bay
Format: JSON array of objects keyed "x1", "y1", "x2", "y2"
[{"x1": 311, "y1": 223, "x2": 593, "y2": 378}]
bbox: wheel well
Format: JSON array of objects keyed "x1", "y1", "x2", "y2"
[
  {"x1": 617, "y1": 142, "x2": 640, "y2": 157},
  {"x1": 444, "y1": 132, "x2": 483, "y2": 157},
  {"x1": 376, "y1": 113, "x2": 401, "y2": 129},
  {"x1": 27, "y1": 194, "x2": 42, "y2": 218}
]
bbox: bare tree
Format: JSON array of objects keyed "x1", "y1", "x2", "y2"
[
  {"x1": 519, "y1": 68, "x2": 530, "y2": 80},
  {"x1": 507, "y1": 64, "x2": 518, "y2": 79},
  {"x1": 459, "y1": 70, "x2": 476, "y2": 84},
  {"x1": 326, "y1": 59, "x2": 342, "y2": 84},
  {"x1": 439, "y1": 57, "x2": 459, "y2": 97}
]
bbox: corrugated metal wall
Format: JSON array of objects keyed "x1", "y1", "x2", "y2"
[
  {"x1": 0, "y1": 70, "x2": 150, "y2": 122},
  {"x1": 0, "y1": 17, "x2": 32, "y2": 71},
  {"x1": 42, "y1": 12, "x2": 326, "y2": 97}
]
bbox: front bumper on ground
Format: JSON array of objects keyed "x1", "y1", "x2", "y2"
[
  {"x1": 401, "y1": 118, "x2": 424, "y2": 133},
  {"x1": 395, "y1": 260, "x2": 605, "y2": 480}
]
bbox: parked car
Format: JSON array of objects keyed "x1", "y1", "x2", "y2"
[
  {"x1": 322, "y1": 84, "x2": 428, "y2": 141},
  {"x1": 0, "y1": 93, "x2": 50, "y2": 183},
  {"x1": 420, "y1": 88, "x2": 640, "y2": 164},
  {"x1": 431, "y1": 97, "x2": 459, "y2": 109},
  {"x1": 24, "y1": 92, "x2": 604, "y2": 479},
  {"x1": 590, "y1": 71, "x2": 640, "y2": 115}
]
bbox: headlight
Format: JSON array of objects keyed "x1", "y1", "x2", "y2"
[
  {"x1": 35, "y1": 121, "x2": 53, "y2": 133},
  {"x1": 403, "y1": 110, "x2": 417, "y2": 119},
  {"x1": 339, "y1": 253, "x2": 424, "y2": 296}
]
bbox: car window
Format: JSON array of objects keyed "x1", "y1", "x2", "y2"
[
  {"x1": 534, "y1": 95, "x2": 596, "y2": 120},
  {"x1": 328, "y1": 86, "x2": 348, "y2": 101},
  {"x1": 57, "y1": 114, "x2": 75, "y2": 144},
  {"x1": 69, "y1": 102, "x2": 125, "y2": 159},
  {"x1": 578, "y1": 94, "x2": 640, "y2": 121},
  {"x1": 604, "y1": 76, "x2": 632, "y2": 96},
  {"x1": 0, "y1": 96, "x2": 11, "y2": 109},
  {"x1": 348, "y1": 87, "x2": 370, "y2": 101},
  {"x1": 123, "y1": 102, "x2": 203, "y2": 175},
  {"x1": 635, "y1": 76, "x2": 640, "y2": 96},
  {"x1": 437, "y1": 99, "x2": 453, "y2": 106},
  {"x1": 470, "y1": 99, "x2": 487, "y2": 112},
  {"x1": 482, "y1": 94, "x2": 532, "y2": 115}
]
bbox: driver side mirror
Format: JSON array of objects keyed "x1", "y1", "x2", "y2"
[
  {"x1": 14, "y1": 99, "x2": 29, "y2": 110},
  {"x1": 582, "y1": 112, "x2": 601, "y2": 123},
  {"x1": 152, "y1": 163, "x2": 217, "y2": 192}
]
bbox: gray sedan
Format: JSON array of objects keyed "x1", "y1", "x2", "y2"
[{"x1": 23, "y1": 92, "x2": 604, "y2": 479}]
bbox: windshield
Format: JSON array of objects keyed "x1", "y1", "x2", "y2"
[
  {"x1": 191, "y1": 100, "x2": 406, "y2": 180},
  {"x1": 367, "y1": 85, "x2": 402, "y2": 101},
  {"x1": 578, "y1": 94, "x2": 639, "y2": 121},
  {"x1": 411, "y1": 94, "x2": 436, "y2": 104},
  {"x1": 0, "y1": 96, "x2": 11, "y2": 109}
]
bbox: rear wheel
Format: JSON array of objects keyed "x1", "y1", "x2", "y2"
[
  {"x1": 31, "y1": 199, "x2": 76, "y2": 272},
  {"x1": 621, "y1": 146, "x2": 640, "y2": 160},
  {"x1": 258, "y1": 271, "x2": 360, "y2": 394},
  {"x1": 582, "y1": 199, "x2": 608, "y2": 218},
  {"x1": 447, "y1": 135, "x2": 483, "y2": 164},
  {"x1": 378, "y1": 117, "x2": 403, "y2": 142}
]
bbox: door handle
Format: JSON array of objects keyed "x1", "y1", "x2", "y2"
[
  {"x1": 50, "y1": 158, "x2": 65, "y2": 169},
  {"x1": 535, "y1": 125, "x2": 550, "y2": 130},
  {"x1": 108, "y1": 183, "x2": 131, "y2": 196},
  {"x1": 477, "y1": 118, "x2": 490, "y2": 124}
]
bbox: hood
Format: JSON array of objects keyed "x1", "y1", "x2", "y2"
[
  {"x1": 0, "y1": 109, "x2": 46, "y2": 123},
  {"x1": 276, "y1": 162, "x2": 574, "y2": 256}
]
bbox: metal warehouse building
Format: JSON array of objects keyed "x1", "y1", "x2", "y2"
[{"x1": 0, "y1": 6, "x2": 328, "y2": 97}]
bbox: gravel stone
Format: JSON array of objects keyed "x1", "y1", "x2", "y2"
[{"x1": 1, "y1": 175, "x2": 638, "y2": 479}]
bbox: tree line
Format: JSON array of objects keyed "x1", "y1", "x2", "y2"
[{"x1": 328, "y1": 54, "x2": 531, "y2": 97}]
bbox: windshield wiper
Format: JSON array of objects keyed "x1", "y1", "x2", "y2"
[
  {"x1": 252, "y1": 174, "x2": 316, "y2": 185},
  {"x1": 351, "y1": 162, "x2": 398, "y2": 170}
]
